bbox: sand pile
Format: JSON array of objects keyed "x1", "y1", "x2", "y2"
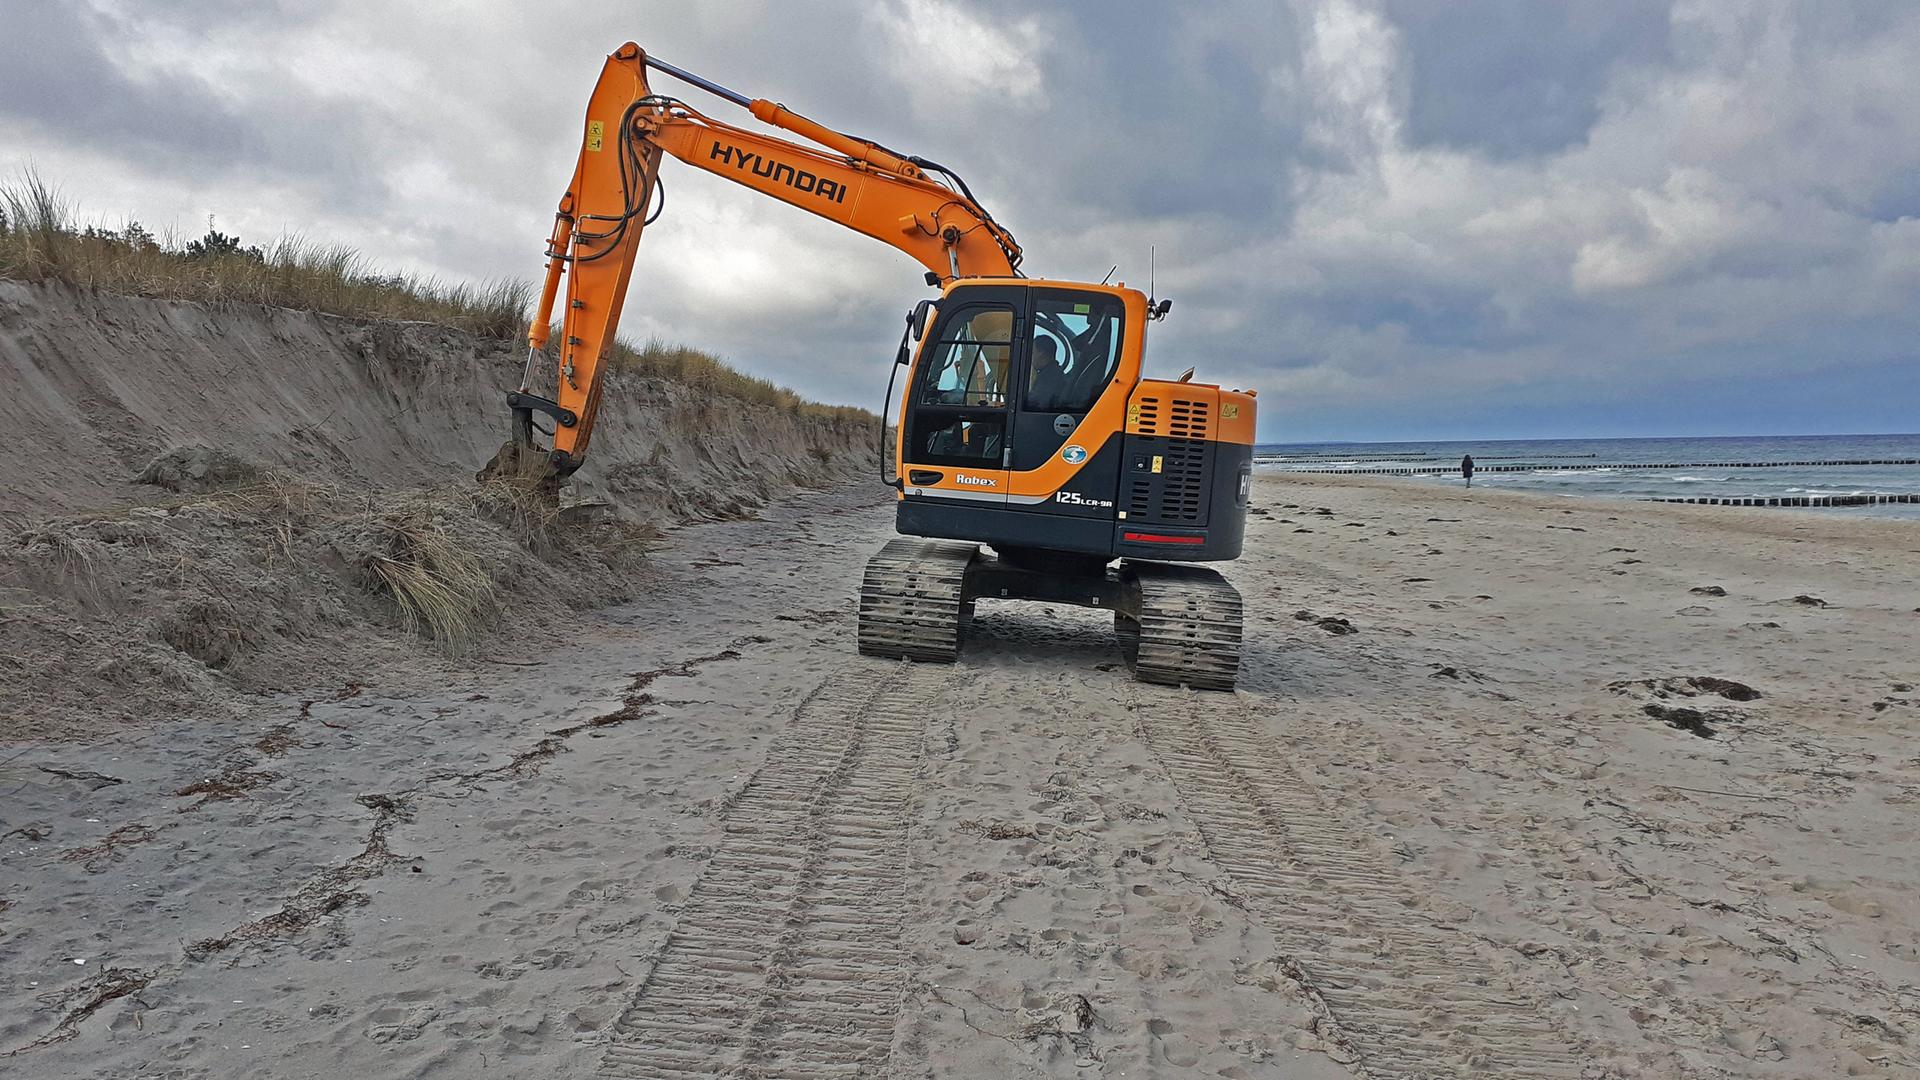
[{"x1": 0, "y1": 282, "x2": 873, "y2": 742}]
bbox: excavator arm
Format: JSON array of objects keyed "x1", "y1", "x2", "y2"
[{"x1": 502, "y1": 42, "x2": 1022, "y2": 477}]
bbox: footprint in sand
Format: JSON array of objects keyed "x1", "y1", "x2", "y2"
[{"x1": 1148, "y1": 1017, "x2": 1204, "y2": 1067}]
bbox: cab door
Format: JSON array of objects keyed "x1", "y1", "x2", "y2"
[
  {"x1": 899, "y1": 287, "x2": 1024, "y2": 504},
  {"x1": 1006, "y1": 288, "x2": 1128, "y2": 473}
]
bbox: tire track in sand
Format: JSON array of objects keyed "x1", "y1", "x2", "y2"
[
  {"x1": 1134, "y1": 689, "x2": 1586, "y2": 1078},
  {"x1": 600, "y1": 662, "x2": 944, "y2": 1079}
]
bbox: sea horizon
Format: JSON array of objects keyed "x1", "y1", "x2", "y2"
[{"x1": 1255, "y1": 432, "x2": 1920, "y2": 519}]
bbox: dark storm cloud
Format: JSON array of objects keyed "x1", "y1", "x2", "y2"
[
  {"x1": 943, "y1": 1, "x2": 1309, "y2": 224},
  {"x1": 1384, "y1": 1, "x2": 1672, "y2": 159},
  {"x1": 4, "y1": 0, "x2": 1918, "y2": 440}
]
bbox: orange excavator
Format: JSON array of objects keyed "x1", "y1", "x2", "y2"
[{"x1": 503, "y1": 43, "x2": 1255, "y2": 688}]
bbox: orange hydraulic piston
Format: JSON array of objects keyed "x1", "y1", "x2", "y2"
[
  {"x1": 746, "y1": 100, "x2": 925, "y2": 181},
  {"x1": 526, "y1": 197, "x2": 573, "y2": 359}
]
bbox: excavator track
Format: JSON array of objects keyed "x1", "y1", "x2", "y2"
[
  {"x1": 1123, "y1": 563, "x2": 1243, "y2": 691},
  {"x1": 1134, "y1": 692, "x2": 1587, "y2": 1075},
  {"x1": 856, "y1": 538, "x2": 977, "y2": 663}
]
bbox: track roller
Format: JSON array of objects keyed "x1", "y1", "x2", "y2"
[
  {"x1": 1123, "y1": 563, "x2": 1243, "y2": 690},
  {"x1": 857, "y1": 538, "x2": 978, "y2": 662}
]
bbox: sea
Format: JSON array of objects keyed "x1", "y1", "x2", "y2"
[{"x1": 1254, "y1": 434, "x2": 1920, "y2": 520}]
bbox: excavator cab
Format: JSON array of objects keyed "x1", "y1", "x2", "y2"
[
  {"x1": 862, "y1": 279, "x2": 1255, "y2": 689},
  {"x1": 890, "y1": 280, "x2": 1252, "y2": 565}
]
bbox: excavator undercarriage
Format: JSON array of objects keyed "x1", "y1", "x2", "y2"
[{"x1": 857, "y1": 539, "x2": 1244, "y2": 689}]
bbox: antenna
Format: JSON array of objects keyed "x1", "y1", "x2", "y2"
[
  {"x1": 1099, "y1": 264, "x2": 1117, "y2": 285},
  {"x1": 1145, "y1": 246, "x2": 1172, "y2": 322}
]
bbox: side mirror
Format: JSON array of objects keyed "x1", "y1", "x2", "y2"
[
  {"x1": 909, "y1": 299, "x2": 935, "y2": 341},
  {"x1": 1154, "y1": 298, "x2": 1173, "y2": 320}
]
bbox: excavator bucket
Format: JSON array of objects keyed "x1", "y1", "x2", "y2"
[{"x1": 475, "y1": 437, "x2": 563, "y2": 493}]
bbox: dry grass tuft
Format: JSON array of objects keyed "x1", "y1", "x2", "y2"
[
  {"x1": 473, "y1": 473, "x2": 566, "y2": 550},
  {"x1": 610, "y1": 337, "x2": 873, "y2": 423},
  {"x1": 365, "y1": 507, "x2": 496, "y2": 651},
  {"x1": 207, "y1": 469, "x2": 333, "y2": 519}
]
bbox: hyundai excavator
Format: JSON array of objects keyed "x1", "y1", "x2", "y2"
[{"x1": 500, "y1": 43, "x2": 1255, "y2": 689}]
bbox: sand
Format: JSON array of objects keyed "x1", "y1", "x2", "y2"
[{"x1": 4, "y1": 472, "x2": 1916, "y2": 1077}]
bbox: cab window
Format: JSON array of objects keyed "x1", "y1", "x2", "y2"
[
  {"x1": 910, "y1": 302, "x2": 1013, "y2": 468},
  {"x1": 919, "y1": 305, "x2": 1013, "y2": 408},
  {"x1": 919, "y1": 417, "x2": 1004, "y2": 465},
  {"x1": 1023, "y1": 292, "x2": 1123, "y2": 415}
]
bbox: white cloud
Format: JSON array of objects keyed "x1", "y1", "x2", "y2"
[
  {"x1": 1296, "y1": 0, "x2": 1401, "y2": 161},
  {"x1": 872, "y1": 0, "x2": 1046, "y2": 112}
]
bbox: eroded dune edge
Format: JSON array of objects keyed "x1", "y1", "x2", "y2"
[{"x1": 0, "y1": 282, "x2": 872, "y2": 742}]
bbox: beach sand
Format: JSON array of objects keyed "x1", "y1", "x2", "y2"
[{"x1": 3, "y1": 474, "x2": 1916, "y2": 1077}]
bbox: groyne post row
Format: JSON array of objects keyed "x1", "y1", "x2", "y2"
[
  {"x1": 1260, "y1": 453, "x2": 1600, "y2": 463},
  {"x1": 1256, "y1": 458, "x2": 1920, "y2": 476},
  {"x1": 1645, "y1": 494, "x2": 1920, "y2": 508}
]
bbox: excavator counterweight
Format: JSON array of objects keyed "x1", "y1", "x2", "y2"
[{"x1": 498, "y1": 42, "x2": 1256, "y2": 688}]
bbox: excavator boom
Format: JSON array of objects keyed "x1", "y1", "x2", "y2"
[{"x1": 504, "y1": 42, "x2": 1019, "y2": 475}]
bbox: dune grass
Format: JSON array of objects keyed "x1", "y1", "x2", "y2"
[
  {"x1": 609, "y1": 338, "x2": 872, "y2": 422},
  {"x1": 1, "y1": 170, "x2": 873, "y2": 420},
  {"x1": 0, "y1": 172, "x2": 530, "y2": 337},
  {"x1": 364, "y1": 505, "x2": 497, "y2": 651}
]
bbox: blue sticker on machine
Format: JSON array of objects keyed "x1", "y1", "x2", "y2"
[{"x1": 1061, "y1": 444, "x2": 1088, "y2": 464}]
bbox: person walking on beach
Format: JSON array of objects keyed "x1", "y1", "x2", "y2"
[{"x1": 1461, "y1": 453, "x2": 1475, "y2": 488}]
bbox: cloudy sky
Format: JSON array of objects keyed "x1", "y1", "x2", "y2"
[{"x1": 5, "y1": 1, "x2": 1918, "y2": 442}]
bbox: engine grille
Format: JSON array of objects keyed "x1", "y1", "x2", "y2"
[{"x1": 1127, "y1": 395, "x2": 1212, "y2": 525}]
